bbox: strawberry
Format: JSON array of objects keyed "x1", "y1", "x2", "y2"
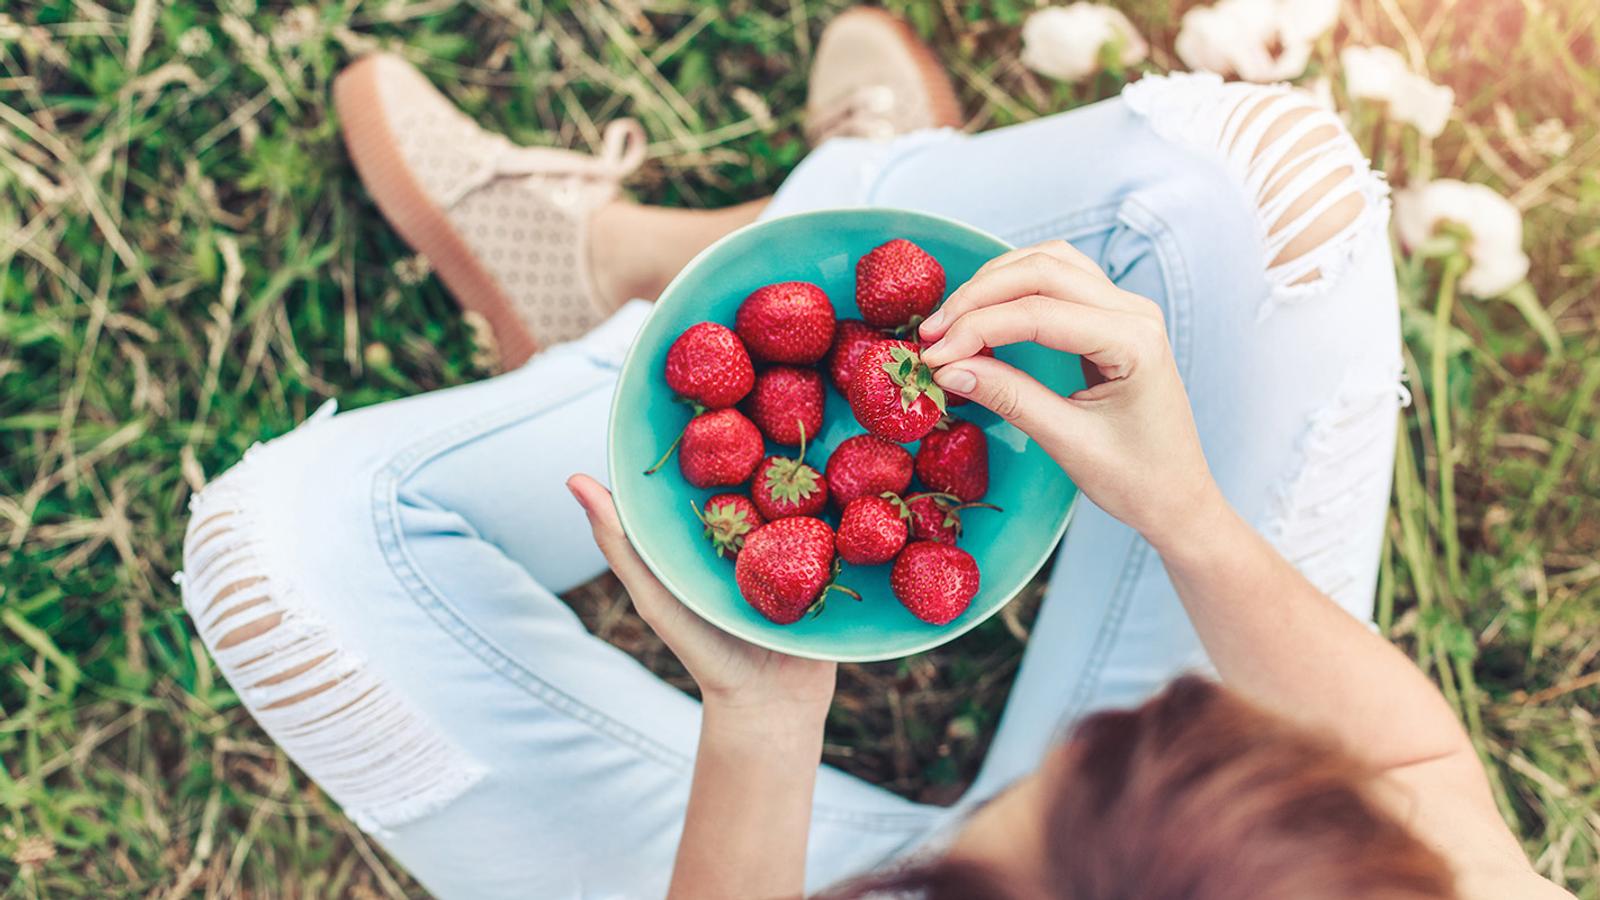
[
  {"x1": 825, "y1": 434, "x2": 913, "y2": 508},
  {"x1": 750, "y1": 428, "x2": 829, "y2": 520},
  {"x1": 741, "y1": 366, "x2": 824, "y2": 447},
  {"x1": 735, "y1": 281, "x2": 837, "y2": 365},
  {"x1": 856, "y1": 238, "x2": 945, "y2": 330},
  {"x1": 848, "y1": 340, "x2": 947, "y2": 443},
  {"x1": 664, "y1": 322, "x2": 754, "y2": 409},
  {"x1": 693, "y1": 494, "x2": 763, "y2": 558},
  {"x1": 735, "y1": 517, "x2": 858, "y2": 624},
  {"x1": 915, "y1": 418, "x2": 989, "y2": 501},
  {"x1": 826, "y1": 319, "x2": 889, "y2": 396},
  {"x1": 891, "y1": 541, "x2": 981, "y2": 625},
  {"x1": 652, "y1": 408, "x2": 762, "y2": 488},
  {"x1": 904, "y1": 493, "x2": 1001, "y2": 545},
  {"x1": 835, "y1": 495, "x2": 909, "y2": 566}
]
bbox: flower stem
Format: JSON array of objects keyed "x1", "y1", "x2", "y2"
[{"x1": 1431, "y1": 253, "x2": 1466, "y2": 596}]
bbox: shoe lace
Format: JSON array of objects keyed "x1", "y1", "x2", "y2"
[
  {"x1": 438, "y1": 118, "x2": 649, "y2": 209},
  {"x1": 805, "y1": 84, "x2": 901, "y2": 143}
]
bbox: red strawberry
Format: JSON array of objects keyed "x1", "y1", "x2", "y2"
[
  {"x1": 856, "y1": 239, "x2": 945, "y2": 329},
  {"x1": 835, "y1": 495, "x2": 909, "y2": 565},
  {"x1": 741, "y1": 366, "x2": 824, "y2": 447},
  {"x1": 750, "y1": 429, "x2": 829, "y2": 520},
  {"x1": 848, "y1": 340, "x2": 947, "y2": 443},
  {"x1": 825, "y1": 435, "x2": 913, "y2": 508},
  {"x1": 657, "y1": 408, "x2": 762, "y2": 488},
  {"x1": 735, "y1": 281, "x2": 837, "y2": 365},
  {"x1": 693, "y1": 494, "x2": 763, "y2": 558},
  {"x1": 664, "y1": 322, "x2": 754, "y2": 409},
  {"x1": 735, "y1": 517, "x2": 857, "y2": 624},
  {"x1": 826, "y1": 319, "x2": 889, "y2": 395},
  {"x1": 915, "y1": 418, "x2": 989, "y2": 501},
  {"x1": 904, "y1": 493, "x2": 1001, "y2": 545},
  {"x1": 891, "y1": 542, "x2": 981, "y2": 625}
]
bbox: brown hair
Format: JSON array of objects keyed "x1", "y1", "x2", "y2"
[{"x1": 823, "y1": 676, "x2": 1456, "y2": 900}]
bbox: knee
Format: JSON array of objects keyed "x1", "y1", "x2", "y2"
[
  {"x1": 178, "y1": 437, "x2": 486, "y2": 834},
  {"x1": 1125, "y1": 74, "x2": 1388, "y2": 302}
]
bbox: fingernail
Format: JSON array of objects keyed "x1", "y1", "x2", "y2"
[
  {"x1": 921, "y1": 338, "x2": 949, "y2": 364},
  {"x1": 935, "y1": 365, "x2": 976, "y2": 393},
  {"x1": 922, "y1": 308, "x2": 946, "y2": 332},
  {"x1": 566, "y1": 478, "x2": 588, "y2": 509}
]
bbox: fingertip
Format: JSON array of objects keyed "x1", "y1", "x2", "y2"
[{"x1": 933, "y1": 364, "x2": 977, "y2": 394}]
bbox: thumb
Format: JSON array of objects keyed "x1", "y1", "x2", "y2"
[
  {"x1": 932, "y1": 354, "x2": 1082, "y2": 451},
  {"x1": 566, "y1": 474, "x2": 670, "y2": 608}
]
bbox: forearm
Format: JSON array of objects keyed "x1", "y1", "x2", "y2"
[
  {"x1": 1152, "y1": 491, "x2": 1472, "y2": 771},
  {"x1": 668, "y1": 701, "x2": 827, "y2": 900}
]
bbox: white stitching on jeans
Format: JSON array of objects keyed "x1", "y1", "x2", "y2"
[{"x1": 178, "y1": 455, "x2": 487, "y2": 836}]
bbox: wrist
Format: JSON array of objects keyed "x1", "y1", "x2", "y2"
[
  {"x1": 1142, "y1": 481, "x2": 1239, "y2": 563},
  {"x1": 701, "y1": 695, "x2": 830, "y2": 742}
]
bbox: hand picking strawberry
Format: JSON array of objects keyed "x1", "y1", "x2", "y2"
[{"x1": 847, "y1": 339, "x2": 948, "y2": 443}]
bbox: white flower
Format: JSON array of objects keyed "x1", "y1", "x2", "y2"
[
  {"x1": 1394, "y1": 180, "x2": 1529, "y2": 297},
  {"x1": 1340, "y1": 45, "x2": 1453, "y2": 138},
  {"x1": 1175, "y1": 0, "x2": 1338, "y2": 83},
  {"x1": 1529, "y1": 118, "x2": 1573, "y2": 158},
  {"x1": 1021, "y1": 3, "x2": 1148, "y2": 82},
  {"x1": 177, "y1": 27, "x2": 212, "y2": 57}
]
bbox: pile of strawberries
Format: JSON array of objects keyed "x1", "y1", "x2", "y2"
[{"x1": 647, "y1": 238, "x2": 998, "y2": 628}]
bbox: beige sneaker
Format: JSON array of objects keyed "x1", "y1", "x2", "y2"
[
  {"x1": 334, "y1": 53, "x2": 646, "y2": 366},
  {"x1": 805, "y1": 7, "x2": 962, "y2": 145}
]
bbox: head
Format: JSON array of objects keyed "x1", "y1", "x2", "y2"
[{"x1": 825, "y1": 676, "x2": 1456, "y2": 900}]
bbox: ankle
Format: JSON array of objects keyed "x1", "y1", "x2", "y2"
[{"x1": 588, "y1": 201, "x2": 660, "y2": 310}]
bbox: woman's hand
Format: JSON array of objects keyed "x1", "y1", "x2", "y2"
[
  {"x1": 567, "y1": 474, "x2": 837, "y2": 718},
  {"x1": 918, "y1": 240, "x2": 1223, "y2": 552}
]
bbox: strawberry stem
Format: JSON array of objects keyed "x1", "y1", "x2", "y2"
[{"x1": 643, "y1": 426, "x2": 686, "y2": 475}]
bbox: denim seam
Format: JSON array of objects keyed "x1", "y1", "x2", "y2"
[
  {"x1": 1048, "y1": 198, "x2": 1195, "y2": 725},
  {"x1": 368, "y1": 364, "x2": 931, "y2": 833}
]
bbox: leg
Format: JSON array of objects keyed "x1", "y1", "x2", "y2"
[
  {"x1": 180, "y1": 306, "x2": 937, "y2": 899},
  {"x1": 772, "y1": 74, "x2": 1402, "y2": 801}
]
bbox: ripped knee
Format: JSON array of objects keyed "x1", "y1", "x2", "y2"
[
  {"x1": 178, "y1": 464, "x2": 486, "y2": 834},
  {"x1": 1124, "y1": 73, "x2": 1389, "y2": 307}
]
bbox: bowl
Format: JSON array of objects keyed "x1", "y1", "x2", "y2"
[{"x1": 608, "y1": 208, "x2": 1082, "y2": 662}]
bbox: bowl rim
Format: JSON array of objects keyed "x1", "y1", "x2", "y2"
[{"x1": 606, "y1": 206, "x2": 1077, "y2": 662}]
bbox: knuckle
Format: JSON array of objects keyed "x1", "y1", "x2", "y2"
[{"x1": 989, "y1": 381, "x2": 1023, "y2": 421}]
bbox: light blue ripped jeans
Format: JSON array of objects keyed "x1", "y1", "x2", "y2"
[{"x1": 178, "y1": 74, "x2": 1405, "y2": 898}]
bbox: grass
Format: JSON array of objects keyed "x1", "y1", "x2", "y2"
[{"x1": 1, "y1": 0, "x2": 1597, "y2": 895}]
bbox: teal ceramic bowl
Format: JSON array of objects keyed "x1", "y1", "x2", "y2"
[{"x1": 608, "y1": 208, "x2": 1082, "y2": 662}]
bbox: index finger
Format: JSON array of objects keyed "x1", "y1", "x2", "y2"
[{"x1": 921, "y1": 251, "x2": 1129, "y2": 343}]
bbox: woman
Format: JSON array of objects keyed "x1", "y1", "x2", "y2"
[{"x1": 178, "y1": 9, "x2": 1569, "y2": 898}]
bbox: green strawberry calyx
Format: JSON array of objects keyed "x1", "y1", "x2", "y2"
[
  {"x1": 691, "y1": 499, "x2": 756, "y2": 558},
  {"x1": 805, "y1": 558, "x2": 862, "y2": 619},
  {"x1": 882, "y1": 345, "x2": 947, "y2": 415},
  {"x1": 762, "y1": 424, "x2": 823, "y2": 505}
]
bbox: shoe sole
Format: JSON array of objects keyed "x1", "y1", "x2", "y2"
[
  {"x1": 809, "y1": 7, "x2": 964, "y2": 143},
  {"x1": 333, "y1": 56, "x2": 540, "y2": 366}
]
